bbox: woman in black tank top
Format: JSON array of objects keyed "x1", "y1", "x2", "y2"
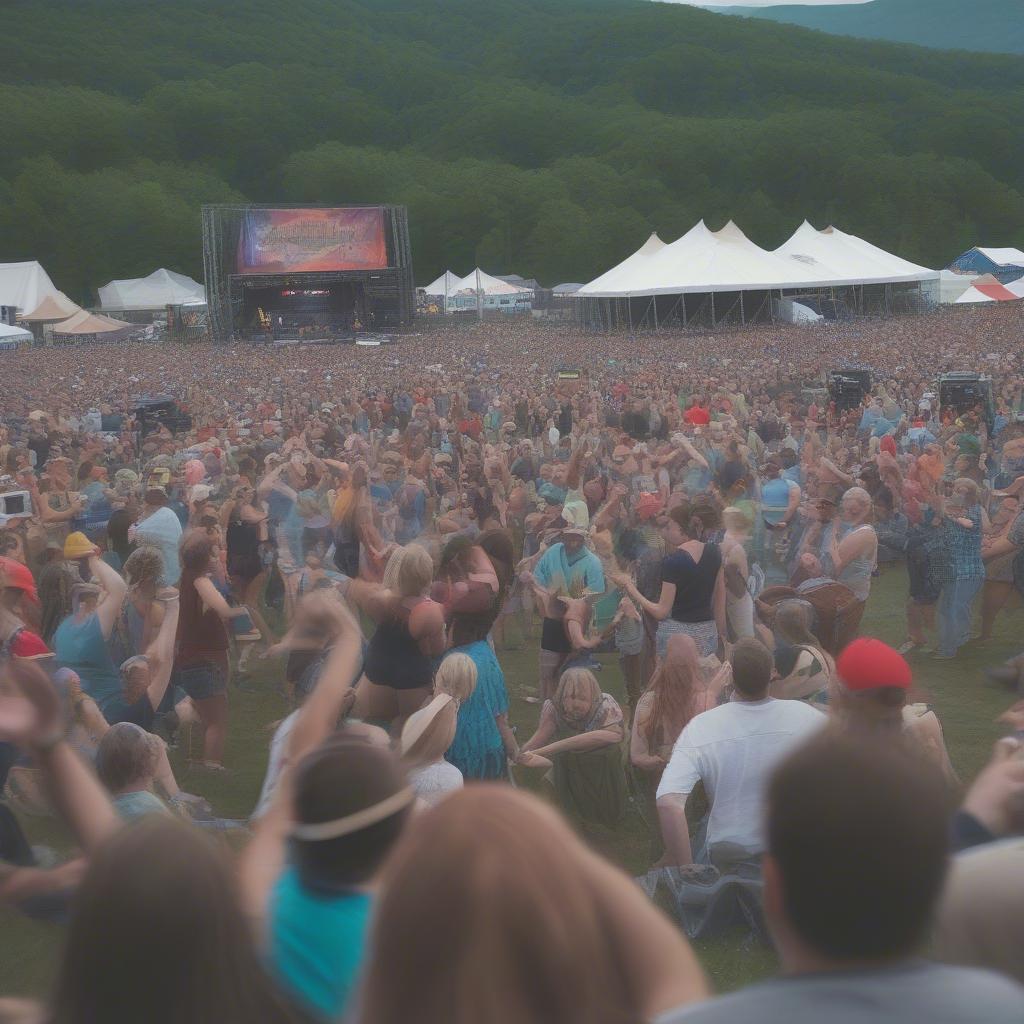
[
  {"x1": 222, "y1": 485, "x2": 274, "y2": 647},
  {"x1": 346, "y1": 544, "x2": 448, "y2": 727}
]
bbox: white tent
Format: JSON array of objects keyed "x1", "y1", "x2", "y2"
[
  {"x1": 939, "y1": 269, "x2": 979, "y2": 304},
  {"x1": 423, "y1": 269, "x2": 531, "y2": 298},
  {"x1": 1007, "y1": 278, "x2": 1024, "y2": 299},
  {"x1": 975, "y1": 247, "x2": 1024, "y2": 270},
  {"x1": 578, "y1": 220, "x2": 938, "y2": 298},
  {"x1": 774, "y1": 298, "x2": 823, "y2": 325},
  {"x1": 0, "y1": 261, "x2": 74, "y2": 314},
  {"x1": 454, "y1": 269, "x2": 532, "y2": 296},
  {"x1": 98, "y1": 268, "x2": 205, "y2": 310},
  {"x1": 580, "y1": 221, "x2": 819, "y2": 297},
  {"x1": 775, "y1": 222, "x2": 938, "y2": 287},
  {"x1": 575, "y1": 233, "x2": 666, "y2": 297},
  {"x1": 423, "y1": 271, "x2": 462, "y2": 298},
  {"x1": 0, "y1": 321, "x2": 33, "y2": 343},
  {"x1": 955, "y1": 285, "x2": 997, "y2": 304}
]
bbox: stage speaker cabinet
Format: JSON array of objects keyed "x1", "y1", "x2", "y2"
[
  {"x1": 938, "y1": 372, "x2": 993, "y2": 426},
  {"x1": 828, "y1": 368, "x2": 872, "y2": 410},
  {"x1": 0, "y1": 306, "x2": 16, "y2": 326}
]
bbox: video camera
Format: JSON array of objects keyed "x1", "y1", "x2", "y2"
[
  {"x1": 827, "y1": 368, "x2": 872, "y2": 411},
  {"x1": 133, "y1": 396, "x2": 192, "y2": 437},
  {"x1": 0, "y1": 488, "x2": 33, "y2": 525},
  {"x1": 937, "y1": 373, "x2": 994, "y2": 430}
]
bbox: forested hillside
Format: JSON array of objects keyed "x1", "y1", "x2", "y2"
[
  {"x1": 1, "y1": 0, "x2": 1022, "y2": 297},
  {"x1": 716, "y1": 1, "x2": 1024, "y2": 57}
]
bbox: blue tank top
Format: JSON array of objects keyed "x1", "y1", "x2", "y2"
[
  {"x1": 54, "y1": 612, "x2": 124, "y2": 717},
  {"x1": 761, "y1": 477, "x2": 792, "y2": 524}
]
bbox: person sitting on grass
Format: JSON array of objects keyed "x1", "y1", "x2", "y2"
[
  {"x1": 830, "y1": 637, "x2": 957, "y2": 789},
  {"x1": 656, "y1": 638, "x2": 823, "y2": 869},
  {"x1": 631, "y1": 634, "x2": 730, "y2": 861},
  {"x1": 655, "y1": 731, "x2": 1024, "y2": 1024},
  {"x1": 517, "y1": 667, "x2": 626, "y2": 829}
]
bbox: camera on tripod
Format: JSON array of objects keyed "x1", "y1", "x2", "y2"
[
  {"x1": 827, "y1": 368, "x2": 872, "y2": 411},
  {"x1": 937, "y1": 373, "x2": 994, "y2": 431}
]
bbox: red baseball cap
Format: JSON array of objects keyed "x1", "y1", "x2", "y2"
[
  {"x1": 8, "y1": 629, "x2": 51, "y2": 660},
  {"x1": 0, "y1": 557, "x2": 39, "y2": 606},
  {"x1": 836, "y1": 637, "x2": 912, "y2": 692}
]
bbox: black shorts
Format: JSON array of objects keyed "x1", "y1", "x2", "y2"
[{"x1": 172, "y1": 661, "x2": 227, "y2": 701}]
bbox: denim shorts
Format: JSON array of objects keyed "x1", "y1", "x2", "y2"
[{"x1": 172, "y1": 662, "x2": 227, "y2": 701}]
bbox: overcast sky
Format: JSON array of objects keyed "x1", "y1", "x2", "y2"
[{"x1": 672, "y1": 1, "x2": 873, "y2": 7}]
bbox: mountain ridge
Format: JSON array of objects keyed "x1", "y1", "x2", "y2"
[
  {"x1": 0, "y1": 0, "x2": 1021, "y2": 295},
  {"x1": 712, "y1": 0, "x2": 1024, "y2": 55}
]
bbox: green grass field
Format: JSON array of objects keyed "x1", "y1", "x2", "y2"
[{"x1": 1, "y1": 568, "x2": 1019, "y2": 998}]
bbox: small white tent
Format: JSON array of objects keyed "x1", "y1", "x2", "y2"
[
  {"x1": 423, "y1": 271, "x2": 462, "y2": 298},
  {"x1": 0, "y1": 321, "x2": 33, "y2": 347},
  {"x1": 0, "y1": 261, "x2": 74, "y2": 314},
  {"x1": 454, "y1": 269, "x2": 531, "y2": 296},
  {"x1": 939, "y1": 269, "x2": 979, "y2": 304},
  {"x1": 98, "y1": 269, "x2": 205, "y2": 310}
]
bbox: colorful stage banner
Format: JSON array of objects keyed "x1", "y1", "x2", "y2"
[{"x1": 236, "y1": 208, "x2": 387, "y2": 274}]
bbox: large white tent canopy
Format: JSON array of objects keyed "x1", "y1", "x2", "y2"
[
  {"x1": 577, "y1": 220, "x2": 938, "y2": 298},
  {"x1": 775, "y1": 222, "x2": 938, "y2": 287},
  {"x1": 0, "y1": 261, "x2": 75, "y2": 314},
  {"x1": 98, "y1": 268, "x2": 205, "y2": 310},
  {"x1": 575, "y1": 233, "x2": 666, "y2": 296}
]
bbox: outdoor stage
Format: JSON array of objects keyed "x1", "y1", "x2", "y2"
[{"x1": 202, "y1": 204, "x2": 414, "y2": 344}]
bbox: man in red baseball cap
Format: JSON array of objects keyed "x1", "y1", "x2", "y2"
[
  {"x1": 1, "y1": 557, "x2": 52, "y2": 669},
  {"x1": 834, "y1": 637, "x2": 956, "y2": 785},
  {"x1": 0, "y1": 556, "x2": 39, "y2": 616}
]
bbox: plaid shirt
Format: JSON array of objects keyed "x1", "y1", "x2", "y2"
[{"x1": 946, "y1": 506, "x2": 984, "y2": 580}]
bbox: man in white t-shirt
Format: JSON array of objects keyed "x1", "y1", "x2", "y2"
[
  {"x1": 546, "y1": 418, "x2": 560, "y2": 454},
  {"x1": 657, "y1": 638, "x2": 823, "y2": 866}
]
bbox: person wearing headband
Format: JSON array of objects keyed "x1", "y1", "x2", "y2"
[
  {"x1": 264, "y1": 735, "x2": 411, "y2": 1021},
  {"x1": 241, "y1": 606, "x2": 408, "y2": 1022}
]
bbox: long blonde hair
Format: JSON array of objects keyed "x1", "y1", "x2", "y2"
[
  {"x1": 401, "y1": 695, "x2": 458, "y2": 768},
  {"x1": 434, "y1": 653, "x2": 478, "y2": 703},
  {"x1": 382, "y1": 543, "x2": 434, "y2": 597}
]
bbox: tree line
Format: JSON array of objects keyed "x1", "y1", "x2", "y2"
[{"x1": 0, "y1": 0, "x2": 1022, "y2": 298}]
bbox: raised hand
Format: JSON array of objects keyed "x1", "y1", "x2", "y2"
[{"x1": 0, "y1": 660, "x2": 64, "y2": 751}]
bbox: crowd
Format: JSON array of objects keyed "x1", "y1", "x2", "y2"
[{"x1": 1, "y1": 305, "x2": 1024, "y2": 1022}]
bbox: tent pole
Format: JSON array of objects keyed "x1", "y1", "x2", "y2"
[
  {"x1": 628, "y1": 296, "x2": 634, "y2": 334},
  {"x1": 653, "y1": 296, "x2": 659, "y2": 330},
  {"x1": 740, "y1": 291, "x2": 746, "y2": 325},
  {"x1": 711, "y1": 292, "x2": 716, "y2": 328},
  {"x1": 681, "y1": 294, "x2": 687, "y2": 328}
]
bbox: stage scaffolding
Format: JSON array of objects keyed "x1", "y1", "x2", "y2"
[
  {"x1": 201, "y1": 204, "x2": 414, "y2": 344},
  {"x1": 576, "y1": 280, "x2": 935, "y2": 332}
]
